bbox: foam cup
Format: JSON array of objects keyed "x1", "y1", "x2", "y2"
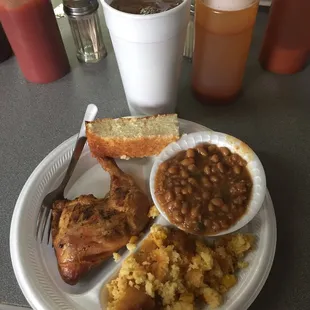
[{"x1": 100, "y1": 0, "x2": 190, "y2": 116}]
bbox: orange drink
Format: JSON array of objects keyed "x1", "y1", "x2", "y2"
[{"x1": 192, "y1": 0, "x2": 259, "y2": 104}]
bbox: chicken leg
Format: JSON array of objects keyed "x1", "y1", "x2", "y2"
[{"x1": 51, "y1": 157, "x2": 150, "y2": 285}]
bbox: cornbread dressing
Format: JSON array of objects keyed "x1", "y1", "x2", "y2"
[{"x1": 103, "y1": 225, "x2": 254, "y2": 309}]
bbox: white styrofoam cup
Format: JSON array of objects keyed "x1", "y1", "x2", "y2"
[{"x1": 100, "y1": 0, "x2": 191, "y2": 115}]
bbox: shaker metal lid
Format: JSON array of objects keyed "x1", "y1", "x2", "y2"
[{"x1": 63, "y1": 0, "x2": 99, "y2": 16}]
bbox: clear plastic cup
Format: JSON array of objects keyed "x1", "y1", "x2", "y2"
[
  {"x1": 192, "y1": 0, "x2": 259, "y2": 105},
  {"x1": 100, "y1": 0, "x2": 190, "y2": 115}
]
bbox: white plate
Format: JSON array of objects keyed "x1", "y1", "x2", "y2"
[{"x1": 10, "y1": 119, "x2": 277, "y2": 310}]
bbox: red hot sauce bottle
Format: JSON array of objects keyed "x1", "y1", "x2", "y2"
[
  {"x1": 259, "y1": 0, "x2": 310, "y2": 74},
  {"x1": 0, "y1": 0, "x2": 70, "y2": 83}
]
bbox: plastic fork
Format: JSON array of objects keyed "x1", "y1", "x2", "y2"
[
  {"x1": 35, "y1": 104, "x2": 98, "y2": 244},
  {"x1": 183, "y1": 0, "x2": 195, "y2": 61}
]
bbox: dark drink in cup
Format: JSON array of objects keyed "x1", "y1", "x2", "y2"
[{"x1": 110, "y1": 0, "x2": 182, "y2": 14}]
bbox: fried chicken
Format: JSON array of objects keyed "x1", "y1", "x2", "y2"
[{"x1": 51, "y1": 157, "x2": 150, "y2": 285}]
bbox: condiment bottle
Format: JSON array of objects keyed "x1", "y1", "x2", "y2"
[
  {"x1": 259, "y1": 0, "x2": 310, "y2": 74},
  {"x1": 0, "y1": 23, "x2": 12, "y2": 63},
  {"x1": 0, "y1": 0, "x2": 70, "y2": 83},
  {"x1": 63, "y1": 0, "x2": 107, "y2": 63}
]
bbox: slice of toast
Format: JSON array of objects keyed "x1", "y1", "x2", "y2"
[{"x1": 86, "y1": 114, "x2": 179, "y2": 158}]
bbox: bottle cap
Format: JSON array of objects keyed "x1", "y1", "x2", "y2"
[{"x1": 63, "y1": 0, "x2": 99, "y2": 16}]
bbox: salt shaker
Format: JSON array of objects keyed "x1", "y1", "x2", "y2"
[{"x1": 64, "y1": 0, "x2": 107, "y2": 63}]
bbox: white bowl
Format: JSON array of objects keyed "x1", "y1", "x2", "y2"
[{"x1": 149, "y1": 130, "x2": 267, "y2": 236}]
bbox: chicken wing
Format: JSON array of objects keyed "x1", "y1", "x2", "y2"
[{"x1": 51, "y1": 157, "x2": 150, "y2": 285}]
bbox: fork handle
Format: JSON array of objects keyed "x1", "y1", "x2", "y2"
[{"x1": 60, "y1": 104, "x2": 98, "y2": 190}]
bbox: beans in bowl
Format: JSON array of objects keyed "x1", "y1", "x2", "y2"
[{"x1": 154, "y1": 143, "x2": 253, "y2": 235}]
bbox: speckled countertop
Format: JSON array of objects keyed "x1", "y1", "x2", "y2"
[{"x1": 1, "y1": 6, "x2": 310, "y2": 310}]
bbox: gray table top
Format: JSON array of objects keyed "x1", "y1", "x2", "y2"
[{"x1": 1, "y1": 6, "x2": 309, "y2": 310}]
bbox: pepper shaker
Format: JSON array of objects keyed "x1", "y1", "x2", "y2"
[{"x1": 64, "y1": 0, "x2": 107, "y2": 63}]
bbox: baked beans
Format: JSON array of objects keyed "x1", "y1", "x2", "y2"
[{"x1": 154, "y1": 143, "x2": 253, "y2": 235}]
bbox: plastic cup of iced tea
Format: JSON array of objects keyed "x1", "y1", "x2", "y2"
[{"x1": 192, "y1": 0, "x2": 259, "y2": 105}]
